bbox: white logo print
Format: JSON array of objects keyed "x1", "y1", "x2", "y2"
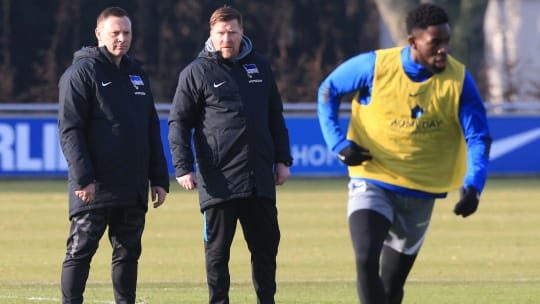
[
  {"x1": 213, "y1": 81, "x2": 226, "y2": 88},
  {"x1": 101, "y1": 81, "x2": 112, "y2": 87},
  {"x1": 490, "y1": 127, "x2": 540, "y2": 160}
]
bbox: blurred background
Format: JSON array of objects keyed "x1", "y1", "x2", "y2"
[
  {"x1": 1, "y1": 0, "x2": 539, "y2": 105},
  {"x1": 1, "y1": 0, "x2": 539, "y2": 178}
]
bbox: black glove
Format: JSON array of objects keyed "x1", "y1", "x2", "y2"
[
  {"x1": 337, "y1": 143, "x2": 372, "y2": 166},
  {"x1": 453, "y1": 186, "x2": 480, "y2": 218}
]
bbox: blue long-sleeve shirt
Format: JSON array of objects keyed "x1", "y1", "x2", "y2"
[{"x1": 318, "y1": 46, "x2": 491, "y2": 198}]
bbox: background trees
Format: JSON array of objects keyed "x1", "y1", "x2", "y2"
[{"x1": 0, "y1": 0, "x2": 494, "y2": 104}]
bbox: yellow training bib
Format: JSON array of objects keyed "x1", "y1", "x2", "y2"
[{"x1": 347, "y1": 47, "x2": 466, "y2": 193}]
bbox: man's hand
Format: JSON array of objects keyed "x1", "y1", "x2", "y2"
[
  {"x1": 274, "y1": 163, "x2": 290, "y2": 185},
  {"x1": 337, "y1": 142, "x2": 372, "y2": 166},
  {"x1": 454, "y1": 186, "x2": 480, "y2": 217},
  {"x1": 176, "y1": 172, "x2": 197, "y2": 190},
  {"x1": 75, "y1": 183, "x2": 96, "y2": 203},
  {"x1": 151, "y1": 186, "x2": 167, "y2": 208}
]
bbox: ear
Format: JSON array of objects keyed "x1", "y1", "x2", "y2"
[
  {"x1": 407, "y1": 34, "x2": 416, "y2": 50},
  {"x1": 95, "y1": 27, "x2": 101, "y2": 42}
]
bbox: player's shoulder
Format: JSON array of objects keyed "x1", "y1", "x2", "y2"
[{"x1": 60, "y1": 59, "x2": 96, "y2": 87}]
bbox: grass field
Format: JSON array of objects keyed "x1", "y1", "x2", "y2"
[{"x1": 0, "y1": 177, "x2": 539, "y2": 303}]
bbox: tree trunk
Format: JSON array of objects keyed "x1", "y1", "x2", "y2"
[
  {"x1": 447, "y1": 0, "x2": 489, "y2": 83},
  {"x1": 0, "y1": 0, "x2": 13, "y2": 101},
  {"x1": 374, "y1": 0, "x2": 418, "y2": 46},
  {"x1": 484, "y1": 0, "x2": 524, "y2": 103}
]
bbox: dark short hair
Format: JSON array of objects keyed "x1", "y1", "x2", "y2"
[
  {"x1": 209, "y1": 5, "x2": 243, "y2": 29},
  {"x1": 97, "y1": 7, "x2": 130, "y2": 27},
  {"x1": 406, "y1": 3, "x2": 449, "y2": 34}
]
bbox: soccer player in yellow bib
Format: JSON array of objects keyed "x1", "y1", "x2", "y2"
[{"x1": 317, "y1": 3, "x2": 491, "y2": 304}]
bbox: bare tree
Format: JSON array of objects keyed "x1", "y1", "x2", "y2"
[
  {"x1": 444, "y1": 0, "x2": 488, "y2": 81},
  {"x1": 484, "y1": 0, "x2": 538, "y2": 104},
  {"x1": 0, "y1": 0, "x2": 13, "y2": 101},
  {"x1": 17, "y1": 0, "x2": 80, "y2": 102},
  {"x1": 373, "y1": 0, "x2": 417, "y2": 46},
  {"x1": 249, "y1": 0, "x2": 379, "y2": 102}
]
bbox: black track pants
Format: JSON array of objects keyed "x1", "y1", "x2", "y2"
[
  {"x1": 61, "y1": 207, "x2": 145, "y2": 304},
  {"x1": 203, "y1": 197, "x2": 280, "y2": 304}
]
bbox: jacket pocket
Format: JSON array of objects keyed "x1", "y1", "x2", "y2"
[{"x1": 195, "y1": 132, "x2": 219, "y2": 170}]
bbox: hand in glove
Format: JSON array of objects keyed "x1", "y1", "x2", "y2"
[
  {"x1": 337, "y1": 142, "x2": 372, "y2": 166},
  {"x1": 453, "y1": 186, "x2": 480, "y2": 218}
]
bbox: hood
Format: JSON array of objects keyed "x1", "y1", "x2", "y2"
[
  {"x1": 72, "y1": 46, "x2": 141, "y2": 70},
  {"x1": 200, "y1": 36, "x2": 253, "y2": 62},
  {"x1": 72, "y1": 46, "x2": 108, "y2": 64}
]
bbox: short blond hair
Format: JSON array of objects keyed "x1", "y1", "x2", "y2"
[{"x1": 209, "y1": 6, "x2": 243, "y2": 29}]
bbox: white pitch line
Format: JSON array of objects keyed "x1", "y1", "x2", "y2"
[
  {"x1": 2, "y1": 277, "x2": 540, "y2": 287},
  {"x1": 27, "y1": 297, "x2": 61, "y2": 302},
  {"x1": 2, "y1": 277, "x2": 539, "y2": 302},
  {"x1": 142, "y1": 277, "x2": 540, "y2": 283},
  {"x1": 0, "y1": 295, "x2": 114, "y2": 303}
]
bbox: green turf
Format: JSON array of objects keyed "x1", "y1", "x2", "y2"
[{"x1": 0, "y1": 177, "x2": 539, "y2": 303}]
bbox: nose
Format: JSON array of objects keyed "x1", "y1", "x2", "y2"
[
  {"x1": 222, "y1": 32, "x2": 233, "y2": 42},
  {"x1": 437, "y1": 42, "x2": 449, "y2": 54}
]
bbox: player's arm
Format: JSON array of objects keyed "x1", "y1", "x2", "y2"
[
  {"x1": 459, "y1": 70, "x2": 492, "y2": 193},
  {"x1": 168, "y1": 66, "x2": 199, "y2": 179},
  {"x1": 317, "y1": 51, "x2": 375, "y2": 162},
  {"x1": 58, "y1": 66, "x2": 95, "y2": 188},
  {"x1": 266, "y1": 63, "x2": 293, "y2": 167},
  {"x1": 454, "y1": 70, "x2": 492, "y2": 217}
]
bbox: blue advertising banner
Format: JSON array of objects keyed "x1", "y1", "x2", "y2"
[
  {"x1": 486, "y1": 116, "x2": 540, "y2": 175},
  {"x1": 0, "y1": 117, "x2": 67, "y2": 177},
  {"x1": 0, "y1": 115, "x2": 539, "y2": 177}
]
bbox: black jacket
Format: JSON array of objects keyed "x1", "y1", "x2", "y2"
[
  {"x1": 168, "y1": 37, "x2": 292, "y2": 211},
  {"x1": 58, "y1": 46, "x2": 170, "y2": 218}
]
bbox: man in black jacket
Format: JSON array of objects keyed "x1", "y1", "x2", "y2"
[
  {"x1": 58, "y1": 7, "x2": 169, "y2": 304},
  {"x1": 168, "y1": 6, "x2": 292, "y2": 304}
]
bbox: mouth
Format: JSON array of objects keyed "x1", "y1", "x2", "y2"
[
  {"x1": 432, "y1": 59, "x2": 447, "y2": 73},
  {"x1": 434, "y1": 56, "x2": 446, "y2": 66}
]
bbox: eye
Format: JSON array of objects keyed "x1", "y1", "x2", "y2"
[{"x1": 429, "y1": 38, "x2": 440, "y2": 46}]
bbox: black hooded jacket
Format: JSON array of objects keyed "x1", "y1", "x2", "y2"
[
  {"x1": 58, "y1": 46, "x2": 170, "y2": 218},
  {"x1": 168, "y1": 37, "x2": 292, "y2": 211}
]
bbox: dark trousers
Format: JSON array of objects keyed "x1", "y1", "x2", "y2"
[
  {"x1": 203, "y1": 197, "x2": 280, "y2": 304},
  {"x1": 349, "y1": 210, "x2": 417, "y2": 304},
  {"x1": 61, "y1": 207, "x2": 145, "y2": 304}
]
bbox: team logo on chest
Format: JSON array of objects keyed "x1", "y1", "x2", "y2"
[
  {"x1": 411, "y1": 105, "x2": 424, "y2": 119},
  {"x1": 129, "y1": 75, "x2": 146, "y2": 95},
  {"x1": 129, "y1": 75, "x2": 144, "y2": 90},
  {"x1": 243, "y1": 63, "x2": 263, "y2": 83},
  {"x1": 243, "y1": 64, "x2": 259, "y2": 78}
]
